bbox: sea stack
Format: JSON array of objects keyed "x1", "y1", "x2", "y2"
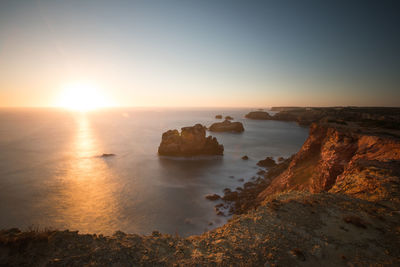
[
  {"x1": 158, "y1": 124, "x2": 224, "y2": 156},
  {"x1": 209, "y1": 119, "x2": 244, "y2": 133},
  {"x1": 245, "y1": 111, "x2": 272, "y2": 120}
]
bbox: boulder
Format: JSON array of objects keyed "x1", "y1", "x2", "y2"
[
  {"x1": 242, "y1": 155, "x2": 249, "y2": 160},
  {"x1": 257, "y1": 157, "x2": 276, "y2": 167},
  {"x1": 215, "y1": 115, "x2": 223, "y2": 119},
  {"x1": 225, "y1": 116, "x2": 234, "y2": 120},
  {"x1": 209, "y1": 120, "x2": 244, "y2": 133},
  {"x1": 158, "y1": 124, "x2": 224, "y2": 156},
  {"x1": 245, "y1": 111, "x2": 272, "y2": 120}
]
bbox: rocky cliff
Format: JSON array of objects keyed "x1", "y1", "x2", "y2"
[{"x1": 258, "y1": 123, "x2": 400, "y2": 206}]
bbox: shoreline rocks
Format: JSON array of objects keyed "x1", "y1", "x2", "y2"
[
  {"x1": 205, "y1": 194, "x2": 221, "y2": 201},
  {"x1": 209, "y1": 120, "x2": 244, "y2": 133},
  {"x1": 215, "y1": 157, "x2": 292, "y2": 215},
  {"x1": 257, "y1": 157, "x2": 277, "y2": 167},
  {"x1": 158, "y1": 124, "x2": 224, "y2": 156}
]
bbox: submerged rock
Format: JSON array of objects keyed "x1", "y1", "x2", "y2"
[
  {"x1": 242, "y1": 155, "x2": 249, "y2": 160},
  {"x1": 100, "y1": 153, "x2": 115, "y2": 157},
  {"x1": 158, "y1": 124, "x2": 224, "y2": 156},
  {"x1": 245, "y1": 111, "x2": 272, "y2": 120},
  {"x1": 209, "y1": 120, "x2": 244, "y2": 133}
]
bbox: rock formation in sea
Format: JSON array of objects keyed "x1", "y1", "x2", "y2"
[
  {"x1": 158, "y1": 124, "x2": 224, "y2": 156},
  {"x1": 244, "y1": 111, "x2": 272, "y2": 120},
  {"x1": 256, "y1": 157, "x2": 276, "y2": 167},
  {"x1": 225, "y1": 116, "x2": 234, "y2": 120},
  {"x1": 209, "y1": 120, "x2": 244, "y2": 133},
  {"x1": 215, "y1": 114, "x2": 223, "y2": 119}
]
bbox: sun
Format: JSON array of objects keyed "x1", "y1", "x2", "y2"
[{"x1": 57, "y1": 82, "x2": 112, "y2": 111}]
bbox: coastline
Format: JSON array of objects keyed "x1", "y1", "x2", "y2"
[{"x1": 1, "y1": 107, "x2": 400, "y2": 266}]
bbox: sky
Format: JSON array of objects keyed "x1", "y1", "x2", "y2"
[{"x1": 0, "y1": 0, "x2": 399, "y2": 108}]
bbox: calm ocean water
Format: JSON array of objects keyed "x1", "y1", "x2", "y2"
[{"x1": 0, "y1": 108, "x2": 308, "y2": 236}]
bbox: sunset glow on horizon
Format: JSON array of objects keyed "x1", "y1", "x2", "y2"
[{"x1": 0, "y1": 1, "x2": 399, "y2": 108}]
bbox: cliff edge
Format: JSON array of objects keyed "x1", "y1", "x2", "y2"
[{"x1": 258, "y1": 123, "x2": 400, "y2": 209}]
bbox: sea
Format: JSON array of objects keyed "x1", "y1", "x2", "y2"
[{"x1": 0, "y1": 108, "x2": 308, "y2": 236}]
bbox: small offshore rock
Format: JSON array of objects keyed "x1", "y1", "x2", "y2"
[
  {"x1": 101, "y1": 153, "x2": 115, "y2": 157},
  {"x1": 245, "y1": 111, "x2": 272, "y2": 120},
  {"x1": 257, "y1": 157, "x2": 277, "y2": 167},
  {"x1": 205, "y1": 194, "x2": 221, "y2": 201},
  {"x1": 209, "y1": 120, "x2": 244, "y2": 133}
]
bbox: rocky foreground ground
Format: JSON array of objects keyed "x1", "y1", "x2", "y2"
[
  {"x1": 1, "y1": 191, "x2": 399, "y2": 266},
  {"x1": 1, "y1": 107, "x2": 400, "y2": 266}
]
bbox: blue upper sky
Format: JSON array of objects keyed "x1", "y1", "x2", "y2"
[{"x1": 0, "y1": 0, "x2": 399, "y2": 107}]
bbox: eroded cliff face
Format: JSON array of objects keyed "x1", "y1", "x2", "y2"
[
  {"x1": 330, "y1": 134, "x2": 400, "y2": 207},
  {"x1": 259, "y1": 123, "x2": 400, "y2": 205}
]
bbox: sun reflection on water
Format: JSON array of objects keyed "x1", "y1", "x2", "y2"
[{"x1": 55, "y1": 113, "x2": 119, "y2": 234}]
